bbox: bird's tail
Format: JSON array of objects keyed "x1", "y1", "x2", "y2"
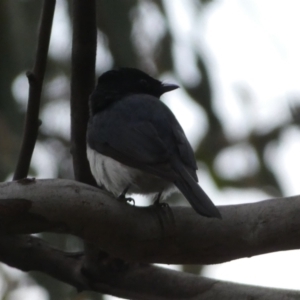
[{"x1": 173, "y1": 161, "x2": 222, "y2": 219}]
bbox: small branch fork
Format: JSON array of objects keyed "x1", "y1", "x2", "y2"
[{"x1": 13, "y1": 0, "x2": 56, "y2": 180}]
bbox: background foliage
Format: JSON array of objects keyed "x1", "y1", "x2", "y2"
[{"x1": 0, "y1": 0, "x2": 299, "y2": 299}]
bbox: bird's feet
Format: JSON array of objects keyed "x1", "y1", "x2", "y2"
[
  {"x1": 118, "y1": 185, "x2": 135, "y2": 205},
  {"x1": 153, "y1": 192, "x2": 168, "y2": 208},
  {"x1": 151, "y1": 192, "x2": 175, "y2": 238},
  {"x1": 118, "y1": 194, "x2": 135, "y2": 205}
]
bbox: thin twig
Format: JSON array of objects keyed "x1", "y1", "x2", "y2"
[{"x1": 13, "y1": 0, "x2": 56, "y2": 180}]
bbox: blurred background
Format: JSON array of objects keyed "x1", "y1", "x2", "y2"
[{"x1": 1, "y1": 0, "x2": 300, "y2": 299}]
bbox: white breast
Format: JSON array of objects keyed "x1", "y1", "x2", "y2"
[{"x1": 87, "y1": 145, "x2": 176, "y2": 198}]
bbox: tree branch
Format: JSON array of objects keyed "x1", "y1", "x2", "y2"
[
  {"x1": 13, "y1": 0, "x2": 56, "y2": 180},
  {"x1": 70, "y1": 0, "x2": 99, "y2": 272},
  {"x1": 1, "y1": 179, "x2": 300, "y2": 264},
  {"x1": 0, "y1": 234, "x2": 299, "y2": 300},
  {"x1": 70, "y1": 0, "x2": 97, "y2": 185}
]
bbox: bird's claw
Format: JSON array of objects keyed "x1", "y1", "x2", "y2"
[
  {"x1": 118, "y1": 194, "x2": 135, "y2": 206},
  {"x1": 125, "y1": 197, "x2": 135, "y2": 206},
  {"x1": 153, "y1": 192, "x2": 166, "y2": 208},
  {"x1": 154, "y1": 200, "x2": 169, "y2": 209}
]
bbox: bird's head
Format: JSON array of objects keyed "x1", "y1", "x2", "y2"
[{"x1": 89, "y1": 68, "x2": 179, "y2": 114}]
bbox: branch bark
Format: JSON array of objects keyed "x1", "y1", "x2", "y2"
[
  {"x1": 1, "y1": 179, "x2": 300, "y2": 264},
  {"x1": 0, "y1": 234, "x2": 299, "y2": 300},
  {"x1": 70, "y1": 0, "x2": 97, "y2": 185},
  {"x1": 13, "y1": 0, "x2": 56, "y2": 180}
]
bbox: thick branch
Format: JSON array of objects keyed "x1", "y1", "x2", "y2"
[
  {"x1": 70, "y1": 0, "x2": 98, "y2": 271},
  {"x1": 1, "y1": 179, "x2": 300, "y2": 264},
  {"x1": 13, "y1": 0, "x2": 56, "y2": 180},
  {"x1": 70, "y1": 0, "x2": 97, "y2": 185},
  {"x1": 0, "y1": 234, "x2": 299, "y2": 300}
]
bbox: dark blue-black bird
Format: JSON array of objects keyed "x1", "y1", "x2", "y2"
[{"x1": 87, "y1": 68, "x2": 221, "y2": 218}]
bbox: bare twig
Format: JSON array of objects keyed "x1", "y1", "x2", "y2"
[
  {"x1": 70, "y1": 0, "x2": 97, "y2": 185},
  {"x1": 0, "y1": 234, "x2": 299, "y2": 300},
  {"x1": 1, "y1": 179, "x2": 300, "y2": 264},
  {"x1": 13, "y1": 0, "x2": 56, "y2": 180}
]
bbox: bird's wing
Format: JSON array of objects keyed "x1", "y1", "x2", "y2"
[
  {"x1": 87, "y1": 94, "x2": 199, "y2": 181},
  {"x1": 171, "y1": 124, "x2": 198, "y2": 181},
  {"x1": 87, "y1": 117, "x2": 178, "y2": 180}
]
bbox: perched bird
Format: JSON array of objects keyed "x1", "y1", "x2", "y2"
[{"x1": 87, "y1": 68, "x2": 221, "y2": 218}]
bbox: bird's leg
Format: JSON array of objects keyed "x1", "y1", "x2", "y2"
[
  {"x1": 153, "y1": 191, "x2": 168, "y2": 208},
  {"x1": 118, "y1": 185, "x2": 135, "y2": 205},
  {"x1": 153, "y1": 191, "x2": 162, "y2": 205},
  {"x1": 118, "y1": 185, "x2": 130, "y2": 199},
  {"x1": 151, "y1": 191, "x2": 175, "y2": 238}
]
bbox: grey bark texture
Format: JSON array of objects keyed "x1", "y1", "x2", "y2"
[{"x1": 1, "y1": 179, "x2": 300, "y2": 299}]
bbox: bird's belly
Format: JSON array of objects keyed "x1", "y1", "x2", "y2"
[{"x1": 87, "y1": 146, "x2": 175, "y2": 198}]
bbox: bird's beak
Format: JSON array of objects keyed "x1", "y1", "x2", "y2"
[{"x1": 161, "y1": 83, "x2": 179, "y2": 93}]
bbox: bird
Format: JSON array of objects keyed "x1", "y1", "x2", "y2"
[{"x1": 86, "y1": 68, "x2": 221, "y2": 219}]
